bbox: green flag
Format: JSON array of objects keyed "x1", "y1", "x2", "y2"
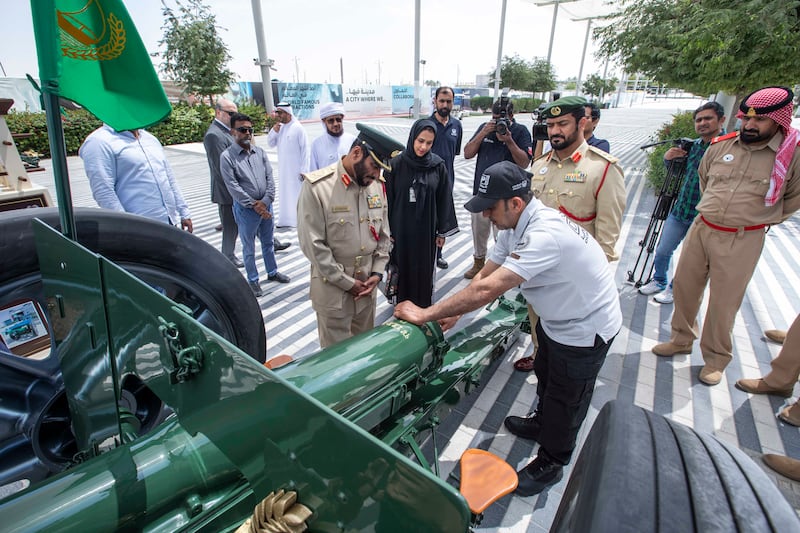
[{"x1": 31, "y1": 0, "x2": 171, "y2": 130}]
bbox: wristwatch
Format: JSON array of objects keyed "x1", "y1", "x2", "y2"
[{"x1": 371, "y1": 272, "x2": 384, "y2": 282}]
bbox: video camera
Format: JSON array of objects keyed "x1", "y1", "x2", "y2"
[
  {"x1": 495, "y1": 95, "x2": 511, "y2": 136},
  {"x1": 531, "y1": 103, "x2": 548, "y2": 142},
  {"x1": 640, "y1": 137, "x2": 694, "y2": 153}
]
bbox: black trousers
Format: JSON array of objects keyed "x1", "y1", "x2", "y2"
[
  {"x1": 218, "y1": 203, "x2": 239, "y2": 259},
  {"x1": 533, "y1": 320, "x2": 616, "y2": 465}
]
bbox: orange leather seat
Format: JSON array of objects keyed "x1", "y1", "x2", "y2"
[{"x1": 459, "y1": 448, "x2": 518, "y2": 514}]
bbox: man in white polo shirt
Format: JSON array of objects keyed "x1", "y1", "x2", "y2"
[{"x1": 394, "y1": 160, "x2": 621, "y2": 497}]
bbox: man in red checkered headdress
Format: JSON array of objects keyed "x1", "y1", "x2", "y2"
[{"x1": 653, "y1": 86, "x2": 800, "y2": 386}]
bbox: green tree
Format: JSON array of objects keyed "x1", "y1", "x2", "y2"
[
  {"x1": 564, "y1": 77, "x2": 577, "y2": 91},
  {"x1": 159, "y1": 0, "x2": 235, "y2": 103},
  {"x1": 488, "y1": 55, "x2": 556, "y2": 93},
  {"x1": 594, "y1": 0, "x2": 800, "y2": 97},
  {"x1": 528, "y1": 59, "x2": 557, "y2": 94},
  {"x1": 582, "y1": 74, "x2": 618, "y2": 99}
]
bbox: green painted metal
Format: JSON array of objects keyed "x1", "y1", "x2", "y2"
[
  {"x1": 277, "y1": 294, "x2": 529, "y2": 455},
  {"x1": 0, "y1": 221, "x2": 472, "y2": 532}
]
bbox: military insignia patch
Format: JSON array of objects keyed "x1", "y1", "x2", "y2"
[{"x1": 367, "y1": 194, "x2": 382, "y2": 209}]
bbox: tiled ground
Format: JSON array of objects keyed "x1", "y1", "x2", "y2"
[{"x1": 32, "y1": 101, "x2": 800, "y2": 530}]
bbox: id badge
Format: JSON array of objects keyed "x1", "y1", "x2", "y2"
[{"x1": 409, "y1": 187, "x2": 416, "y2": 203}]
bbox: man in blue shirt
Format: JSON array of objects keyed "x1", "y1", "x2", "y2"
[
  {"x1": 220, "y1": 113, "x2": 290, "y2": 297},
  {"x1": 430, "y1": 86, "x2": 463, "y2": 269},
  {"x1": 638, "y1": 101, "x2": 725, "y2": 303},
  {"x1": 583, "y1": 102, "x2": 610, "y2": 153},
  {"x1": 462, "y1": 99, "x2": 532, "y2": 279},
  {"x1": 80, "y1": 125, "x2": 192, "y2": 231}
]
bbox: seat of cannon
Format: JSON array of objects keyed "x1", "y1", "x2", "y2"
[
  {"x1": 264, "y1": 354, "x2": 294, "y2": 370},
  {"x1": 459, "y1": 448, "x2": 518, "y2": 514}
]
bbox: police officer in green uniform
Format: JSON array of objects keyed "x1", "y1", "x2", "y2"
[
  {"x1": 514, "y1": 96, "x2": 626, "y2": 372},
  {"x1": 297, "y1": 124, "x2": 403, "y2": 348}
]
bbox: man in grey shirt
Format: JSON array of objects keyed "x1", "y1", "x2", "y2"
[{"x1": 220, "y1": 113, "x2": 290, "y2": 297}]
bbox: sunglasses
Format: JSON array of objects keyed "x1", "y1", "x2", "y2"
[
  {"x1": 235, "y1": 126, "x2": 253, "y2": 134},
  {"x1": 224, "y1": 110, "x2": 236, "y2": 117},
  {"x1": 325, "y1": 117, "x2": 343, "y2": 124}
]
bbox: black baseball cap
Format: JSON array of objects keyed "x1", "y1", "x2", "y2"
[{"x1": 465, "y1": 161, "x2": 532, "y2": 213}]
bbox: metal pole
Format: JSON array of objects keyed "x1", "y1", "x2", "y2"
[
  {"x1": 599, "y1": 59, "x2": 609, "y2": 101},
  {"x1": 575, "y1": 19, "x2": 592, "y2": 96},
  {"x1": 546, "y1": 1, "x2": 559, "y2": 65},
  {"x1": 413, "y1": 0, "x2": 421, "y2": 118},
  {"x1": 250, "y1": 0, "x2": 274, "y2": 113},
  {"x1": 340, "y1": 57, "x2": 344, "y2": 85},
  {"x1": 42, "y1": 91, "x2": 76, "y2": 239},
  {"x1": 493, "y1": 0, "x2": 508, "y2": 99}
]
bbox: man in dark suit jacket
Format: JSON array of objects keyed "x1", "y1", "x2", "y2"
[{"x1": 204, "y1": 98, "x2": 243, "y2": 266}]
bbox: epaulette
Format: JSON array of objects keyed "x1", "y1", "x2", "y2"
[
  {"x1": 587, "y1": 145, "x2": 620, "y2": 164},
  {"x1": 711, "y1": 131, "x2": 739, "y2": 144},
  {"x1": 302, "y1": 165, "x2": 336, "y2": 184},
  {"x1": 532, "y1": 150, "x2": 550, "y2": 162}
]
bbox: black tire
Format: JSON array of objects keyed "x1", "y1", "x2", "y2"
[
  {"x1": 0, "y1": 207, "x2": 266, "y2": 487},
  {"x1": 551, "y1": 400, "x2": 800, "y2": 533},
  {"x1": 0, "y1": 207, "x2": 266, "y2": 360}
]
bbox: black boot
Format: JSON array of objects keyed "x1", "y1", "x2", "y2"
[
  {"x1": 504, "y1": 412, "x2": 542, "y2": 441},
  {"x1": 515, "y1": 453, "x2": 563, "y2": 496}
]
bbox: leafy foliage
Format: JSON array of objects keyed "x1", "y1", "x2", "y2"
[
  {"x1": 594, "y1": 0, "x2": 800, "y2": 96},
  {"x1": 645, "y1": 111, "x2": 697, "y2": 190},
  {"x1": 488, "y1": 55, "x2": 556, "y2": 93},
  {"x1": 470, "y1": 96, "x2": 494, "y2": 111},
  {"x1": 582, "y1": 74, "x2": 618, "y2": 99},
  {"x1": 159, "y1": 0, "x2": 235, "y2": 103},
  {"x1": 5, "y1": 104, "x2": 273, "y2": 157}
]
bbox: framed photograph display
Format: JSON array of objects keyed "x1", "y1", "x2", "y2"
[{"x1": 0, "y1": 299, "x2": 50, "y2": 357}]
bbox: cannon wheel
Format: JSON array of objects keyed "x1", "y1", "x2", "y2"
[
  {"x1": 0, "y1": 208, "x2": 266, "y2": 489},
  {"x1": 551, "y1": 400, "x2": 800, "y2": 533}
]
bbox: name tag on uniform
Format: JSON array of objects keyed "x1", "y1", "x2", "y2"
[
  {"x1": 408, "y1": 188, "x2": 416, "y2": 203},
  {"x1": 564, "y1": 172, "x2": 587, "y2": 183},
  {"x1": 367, "y1": 194, "x2": 383, "y2": 209},
  {"x1": 332, "y1": 205, "x2": 350, "y2": 212}
]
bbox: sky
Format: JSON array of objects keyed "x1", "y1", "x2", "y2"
[{"x1": 3, "y1": 0, "x2": 618, "y2": 88}]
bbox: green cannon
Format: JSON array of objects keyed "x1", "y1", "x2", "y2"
[{"x1": 0, "y1": 219, "x2": 527, "y2": 532}]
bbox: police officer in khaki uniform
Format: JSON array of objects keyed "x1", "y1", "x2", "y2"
[
  {"x1": 297, "y1": 124, "x2": 403, "y2": 348},
  {"x1": 513, "y1": 96, "x2": 626, "y2": 372},
  {"x1": 530, "y1": 96, "x2": 626, "y2": 261},
  {"x1": 653, "y1": 86, "x2": 800, "y2": 386}
]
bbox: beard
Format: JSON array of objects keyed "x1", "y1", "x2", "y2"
[
  {"x1": 740, "y1": 129, "x2": 771, "y2": 144},
  {"x1": 326, "y1": 127, "x2": 344, "y2": 138},
  {"x1": 437, "y1": 107, "x2": 450, "y2": 118},
  {"x1": 550, "y1": 130, "x2": 579, "y2": 150},
  {"x1": 353, "y1": 157, "x2": 374, "y2": 187}
]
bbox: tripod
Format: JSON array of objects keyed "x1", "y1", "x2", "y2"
[{"x1": 627, "y1": 139, "x2": 693, "y2": 287}]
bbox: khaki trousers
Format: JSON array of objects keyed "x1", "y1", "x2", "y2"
[
  {"x1": 470, "y1": 212, "x2": 497, "y2": 259},
  {"x1": 316, "y1": 292, "x2": 376, "y2": 349},
  {"x1": 670, "y1": 219, "x2": 765, "y2": 371},
  {"x1": 763, "y1": 313, "x2": 800, "y2": 389}
]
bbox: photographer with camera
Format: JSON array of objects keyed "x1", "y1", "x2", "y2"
[
  {"x1": 512, "y1": 96, "x2": 625, "y2": 373},
  {"x1": 462, "y1": 97, "x2": 532, "y2": 279},
  {"x1": 638, "y1": 102, "x2": 725, "y2": 303}
]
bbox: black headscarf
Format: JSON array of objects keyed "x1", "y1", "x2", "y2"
[{"x1": 402, "y1": 118, "x2": 441, "y2": 169}]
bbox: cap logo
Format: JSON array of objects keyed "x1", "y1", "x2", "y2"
[
  {"x1": 551, "y1": 106, "x2": 561, "y2": 116},
  {"x1": 746, "y1": 107, "x2": 757, "y2": 117},
  {"x1": 478, "y1": 173, "x2": 491, "y2": 193},
  {"x1": 511, "y1": 179, "x2": 529, "y2": 191}
]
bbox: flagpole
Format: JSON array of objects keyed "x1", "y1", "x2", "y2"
[{"x1": 42, "y1": 90, "x2": 76, "y2": 240}]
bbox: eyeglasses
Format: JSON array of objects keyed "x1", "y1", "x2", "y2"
[
  {"x1": 235, "y1": 126, "x2": 253, "y2": 134},
  {"x1": 324, "y1": 117, "x2": 343, "y2": 124}
]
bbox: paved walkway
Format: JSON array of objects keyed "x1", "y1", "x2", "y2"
[{"x1": 32, "y1": 100, "x2": 800, "y2": 531}]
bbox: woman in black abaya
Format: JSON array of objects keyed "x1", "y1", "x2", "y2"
[{"x1": 385, "y1": 119, "x2": 458, "y2": 307}]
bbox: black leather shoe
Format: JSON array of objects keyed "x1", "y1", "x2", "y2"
[
  {"x1": 436, "y1": 257, "x2": 449, "y2": 269},
  {"x1": 504, "y1": 414, "x2": 542, "y2": 441},
  {"x1": 227, "y1": 256, "x2": 244, "y2": 268},
  {"x1": 215, "y1": 224, "x2": 223, "y2": 232},
  {"x1": 274, "y1": 239, "x2": 291, "y2": 251},
  {"x1": 515, "y1": 455, "x2": 563, "y2": 496},
  {"x1": 268, "y1": 272, "x2": 290, "y2": 283},
  {"x1": 249, "y1": 281, "x2": 263, "y2": 297}
]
